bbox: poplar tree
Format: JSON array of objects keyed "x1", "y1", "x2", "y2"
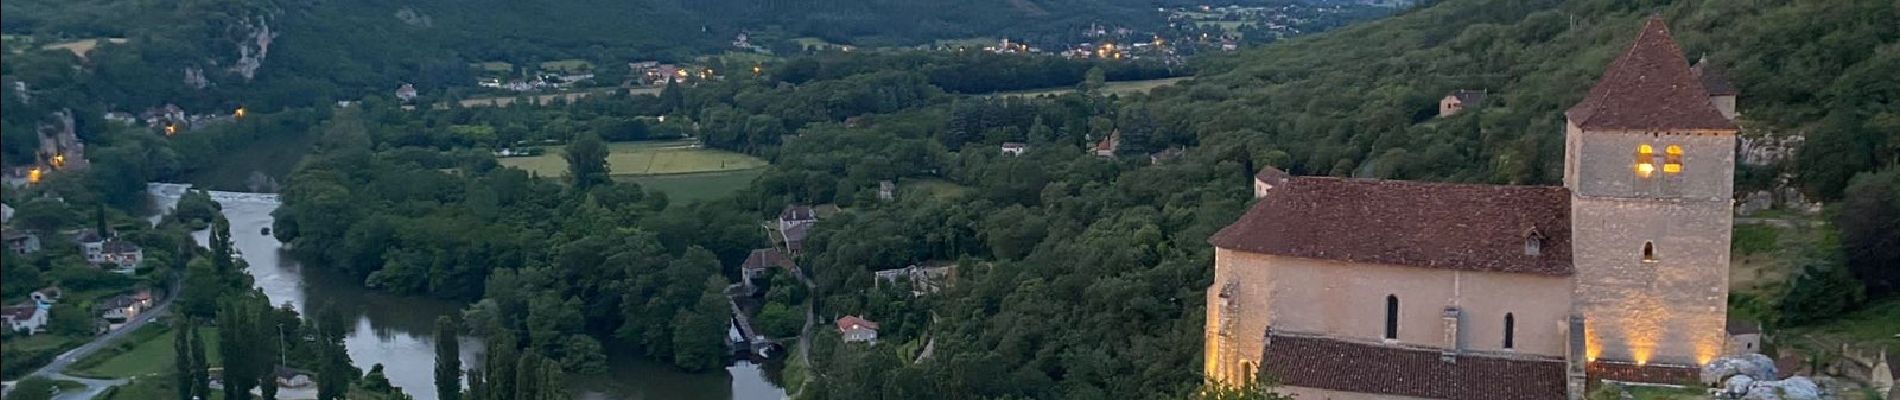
[
  {"x1": 435, "y1": 316, "x2": 462, "y2": 400},
  {"x1": 174, "y1": 319, "x2": 195, "y2": 400}
]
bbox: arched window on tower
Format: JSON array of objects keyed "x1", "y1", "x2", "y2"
[
  {"x1": 1384, "y1": 295, "x2": 1400, "y2": 340},
  {"x1": 1642, "y1": 241, "x2": 1658, "y2": 262},
  {"x1": 1503, "y1": 313, "x2": 1516, "y2": 349},
  {"x1": 1664, "y1": 145, "x2": 1684, "y2": 174},
  {"x1": 1635, "y1": 144, "x2": 1656, "y2": 178}
]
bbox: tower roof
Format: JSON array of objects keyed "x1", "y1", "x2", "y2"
[{"x1": 1566, "y1": 16, "x2": 1737, "y2": 131}]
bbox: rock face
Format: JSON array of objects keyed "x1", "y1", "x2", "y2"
[
  {"x1": 1706, "y1": 354, "x2": 1827, "y2": 400},
  {"x1": 1705, "y1": 354, "x2": 1779, "y2": 383},
  {"x1": 1739, "y1": 376, "x2": 1821, "y2": 400},
  {"x1": 394, "y1": 7, "x2": 433, "y2": 27},
  {"x1": 229, "y1": 16, "x2": 277, "y2": 81}
]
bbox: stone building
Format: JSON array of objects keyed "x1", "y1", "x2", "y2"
[
  {"x1": 1205, "y1": 17, "x2": 1739, "y2": 399},
  {"x1": 1438, "y1": 89, "x2": 1486, "y2": 117}
]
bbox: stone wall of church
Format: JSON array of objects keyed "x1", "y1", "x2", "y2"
[
  {"x1": 1206, "y1": 249, "x2": 1573, "y2": 384},
  {"x1": 1569, "y1": 196, "x2": 1730, "y2": 367},
  {"x1": 1564, "y1": 124, "x2": 1735, "y2": 369}
]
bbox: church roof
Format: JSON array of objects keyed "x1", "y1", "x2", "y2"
[
  {"x1": 1565, "y1": 16, "x2": 1737, "y2": 131},
  {"x1": 1210, "y1": 177, "x2": 1573, "y2": 275},
  {"x1": 1261, "y1": 332, "x2": 1569, "y2": 400}
]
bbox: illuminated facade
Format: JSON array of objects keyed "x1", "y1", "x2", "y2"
[{"x1": 1206, "y1": 17, "x2": 1738, "y2": 400}]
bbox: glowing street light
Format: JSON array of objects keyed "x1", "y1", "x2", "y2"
[
  {"x1": 234, "y1": 106, "x2": 246, "y2": 119},
  {"x1": 164, "y1": 123, "x2": 177, "y2": 136},
  {"x1": 27, "y1": 168, "x2": 42, "y2": 184}
]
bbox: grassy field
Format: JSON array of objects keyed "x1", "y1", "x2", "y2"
[
  {"x1": 499, "y1": 140, "x2": 766, "y2": 177},
  {"x1": 499, "y1": 140, "x2": 768, "y2": 202},
  {"x1": 618, "y1": 168, "x2": 765, "y2": 203},
  {"x1": 900, "y1": 179, "x2": 971, "y2": 200},
  {"x1": 71, "y1": 326, "x2": 222, "y2": 378},
  {"x1": 41, "y1": 38, "x2": 127, "y2": 58},
  {"x1": 471, "y1": 61, "x2": 513, "y2": 73},
  {"x1": 539, "y1": 59, "x2": 594, "y2": 72},
  {"x1": 991, "y1": 77, "x2": 1192, "y2": 97}
]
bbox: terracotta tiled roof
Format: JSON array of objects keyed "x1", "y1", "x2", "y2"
[
  {"x1": 1565, "y1": 16, "x2": 1737, "y2": 131},
  {"x1": 1586, "y1": 361, "x2": 1700, "y2": 385},
  {"x1": 1261, "y1": 333, "x2": 1568, "y2": 400},
  {"x1": 780, "y1": 205, "x2": 816, "y2": 222},
  {"x1": 742, "y1": 248, "x2": 796, "y2": 271},
  {"x1": 1692, "y1": 57, "x2": 1738, "y2": 96},
  {"x1": 1, "y1": 305, "x2": 36, "y2": 320},
  {"x1": 101, "y1": 239, "x2": 140, "y2": 254},
  {"x1": 1725, "y1": 318, "x2": 1761, "y2": 335},
  {"x1": 1211, "y1": 177, "x2": 1574, "y2": 275},
  {"x1": 835, "y1": 315, "x2": 878, "y2": 332}
]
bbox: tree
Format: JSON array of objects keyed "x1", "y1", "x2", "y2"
[
  {"x1": 47, "y1": 300, "x2": 94, "y2": 335},
  {"x1": 659, "y1": 78, "x2": 683, "y2": 113},
  {"x1": 670, "y1": 276, "x2": 731, "y2": 372},
  {"x1": 191, "y1": 324, "x2": 212, "y2": 400},
  {"x1": 12, "y1": 199, "x2": 76, "y2": 233},
  {"x1": 1081, "y1": 66, "x2": 1107, "y2": 94},
  {"x1": 435, "y1": 316, "x2": 463, "y2": 400},
  {"x1": 175, "y1": 319, "x2": 196, "y2": 400},
  {"x1": 8, "y1": 377, "x2": 57, "y2": 400},
  {"x1": 564, "y1": 133, "x2": 610, "y2": 190},
  {"x1": 1836, "y1": 168, "x2": 1900, "y2": 297}
]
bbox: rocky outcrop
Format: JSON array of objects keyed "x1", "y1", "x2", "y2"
[
  {"x1": 394, "y1": 7, "x2": 433, "y2": 28},
  {"x1": 229, "y1": 16, "x2": 277, "y2": 81},
  {"x1": 184, "y1": 67, "x2": 210, "y2": 89}
]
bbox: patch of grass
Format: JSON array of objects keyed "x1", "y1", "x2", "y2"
[
  {"x1": 618, "y1": 168, "x2": 764, "y2": 203},
  {"x1": 1732, "y1": 224, "x2": 1781, "y2": 256},
  {"x1": 100, "y1": 372, "x2": 179, "y2": 400},
  {"x1": 1780, "y1": 298, "x2": 1900, "y2": 352},
  {"x1": 901, "y1": 179, "x2": 971, "y2": 200},
  {"x1": 470, "y1": 61, "x2": 513, "y2": 73},
  {"x1": 498, "y1": 140, "x2": 767, "y2": 178},
  {"x1": 1624, "y1": 385, "x2": 1709, "y2": 400},
  {"x1": 40, "y1": 38, "x2": 127, "y2": 58},
  {"x1": 538, "y1": 59, "x2": 593, "y2": 73},
  {"x1": 71, "y1": 326, "x2": 222, "y2": 378},
  {"x1": 991, "y1": 77, "x2": 1192, "y2": 97}
]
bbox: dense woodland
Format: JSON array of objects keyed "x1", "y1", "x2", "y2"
[{"x1": 2, "y1": 0, "x2": 1896, "y2": 398}]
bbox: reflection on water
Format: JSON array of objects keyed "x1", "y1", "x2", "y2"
[{"x1": 153, "y1": 184, "x2": 786, "y2": 400}]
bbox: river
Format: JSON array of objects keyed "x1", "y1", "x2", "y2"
[{"x1": 149, "y1": 184, "x2": 787, "y2": 400}]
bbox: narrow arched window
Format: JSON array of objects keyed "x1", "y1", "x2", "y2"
[
  {"x1": 1384, "y1": 295, "x2": 1400, "y2": 340},
  {"x1": 1503, "y1": 313, "x2": 1516, "y2": 349},
  {"x1": 1635, "y1": 144, "x2": 1656, "y2": 178},
  {"x1": 1663, "y1": 145, "x2": 1683, "y2": 174},
  {"x1": 1642, "y1": 241, "x2": 1657, "y2": 262}
]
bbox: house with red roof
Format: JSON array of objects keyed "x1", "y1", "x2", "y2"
[{"x1": 835, "y1": 315, "x2": 879, "y2": 343}]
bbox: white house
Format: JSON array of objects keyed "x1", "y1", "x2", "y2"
[
  {"x1": 2, "y1": 305, "x2": 46, "y2": 334},
  {"x1": 836, "y1": 315, "x2": 879, "y2": 343}
]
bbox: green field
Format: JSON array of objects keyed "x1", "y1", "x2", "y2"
[
  {"x1": 71, "y1": 326, "x2": 222, "y2": 378},
  {"x1": 499, "y1": 140, "x2": 768, "y2": 201},
  {"x1": 992, "y1": 77, "x2": 1192, "y2": 97},
  {"x1": 901, "y1": 179, "x2": 971, "y2": 200},
  {"x1": 471, "y1": 61, "x2": 514, "y2": 73},
  {"x1": 618, "y1": 168, "x2": 765, "y2": 203},
  {"x1": 539, "y1": 59, "x2": 594, "y2": 72}
]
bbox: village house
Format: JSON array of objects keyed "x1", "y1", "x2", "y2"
[
  {"x1": 1205, "y1": 18, "x2": 1744, "y2": 399},
  {"x1": 85, "y1": 238, "x2": 143, "y2": 270},
  {"x1": 98, "y1": 290, "x2": 154, "y2": 330},
  {"x1": 873, "y1": 263, "x2": 956, "y2": 296},
  {"x1": 1093, "y1": 130, "x2": 1121, "y2": 157},
  {"x1": 4, "y1": 228, "x2": 40, "y2": 255},
  {"x1": 877, "y1": 180, "x2": 896, "y2": 201},
  {"x1": 2, "y1": 304, "x2": 47, "y2": 334},
  {"x1": 836, "y1": 315, "x2": 879, "y2": 343},
  {"x1": 2, "y1": 203, "x2": 12, "y2": 224},
  {"x1": 395, "y1": 83, "x2": 419, "y2": 102},
  {"x1": 1438, "y1": 89, "x2": 1486, "y2": 117},
  {"x1": 1726, "y1": 319, "x2": 1763, "y2": 355},
  {"x1": 777, "y1": 204, "x2": 819, "y2": 256},
  {"x1": 741, "y1": 248, "x2": 797, "y2": 295},
  {"x1": 1000, "y1": 142, "x2": 1029, "y2": 155}
]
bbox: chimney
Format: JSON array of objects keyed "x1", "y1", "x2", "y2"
[{"x1": 1441, "y1": 306, "x2": 1463, "y2": 362}]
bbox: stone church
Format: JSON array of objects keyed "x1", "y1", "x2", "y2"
[{"x1": 1206, "y1": 17, "x2": 1741, "y2": 400}]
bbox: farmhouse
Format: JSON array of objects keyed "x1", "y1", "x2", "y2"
[
  {"x1": 836, "y1": 315, "x2": 879, "y2": 343},
  {"x1": 4, "y1": 228, "x2": 40, "y2": 255},
  {"x1": 1000, "y1": 142, "x2": 1028, "y2": 155},
  {"x1": 3, "y1": 304, "x2": 46, "y2": 334},
  {"x1": 1438, "y1": 89, "x2": 1486, "y2": 117},
  {"x1": 1206, "y1": 18, "x2": 1744, "y2": 399},
  {"x1": 741, "y1": 248, "x2": 797, "y2": 294}
]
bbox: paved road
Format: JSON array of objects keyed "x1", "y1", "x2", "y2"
[{"x1": 0, "y1": 279, "x2": 179, "y2": 400}]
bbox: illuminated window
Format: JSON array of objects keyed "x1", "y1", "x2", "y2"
[
  {"x1": 1642, "y1": 241, "x2": 1657, "y2": 262},
  {"x1": 1635, "y1": 144, "x2": 1656, "y2": 177},
  {"x1": 1663, "y1": 145, "x2": 1683, "y2": 174},
  {"x1": 1384, "y1": 295, "x2": 1400, "y2": 340},
  {"x1": 1503, "y1": 313, "x2": 1516, "y2": 349}
]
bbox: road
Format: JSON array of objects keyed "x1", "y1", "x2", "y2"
[{"x1": 1, "y1": 279, "x2": 176, "y2": 400}]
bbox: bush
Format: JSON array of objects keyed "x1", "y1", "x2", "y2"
[
  {"x1": 1778, "y1": 261, "x2": 1866, "y2": 326},
  {"x1": 1732, "y1": 224, "x2": 1781, "y2": 256}
]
